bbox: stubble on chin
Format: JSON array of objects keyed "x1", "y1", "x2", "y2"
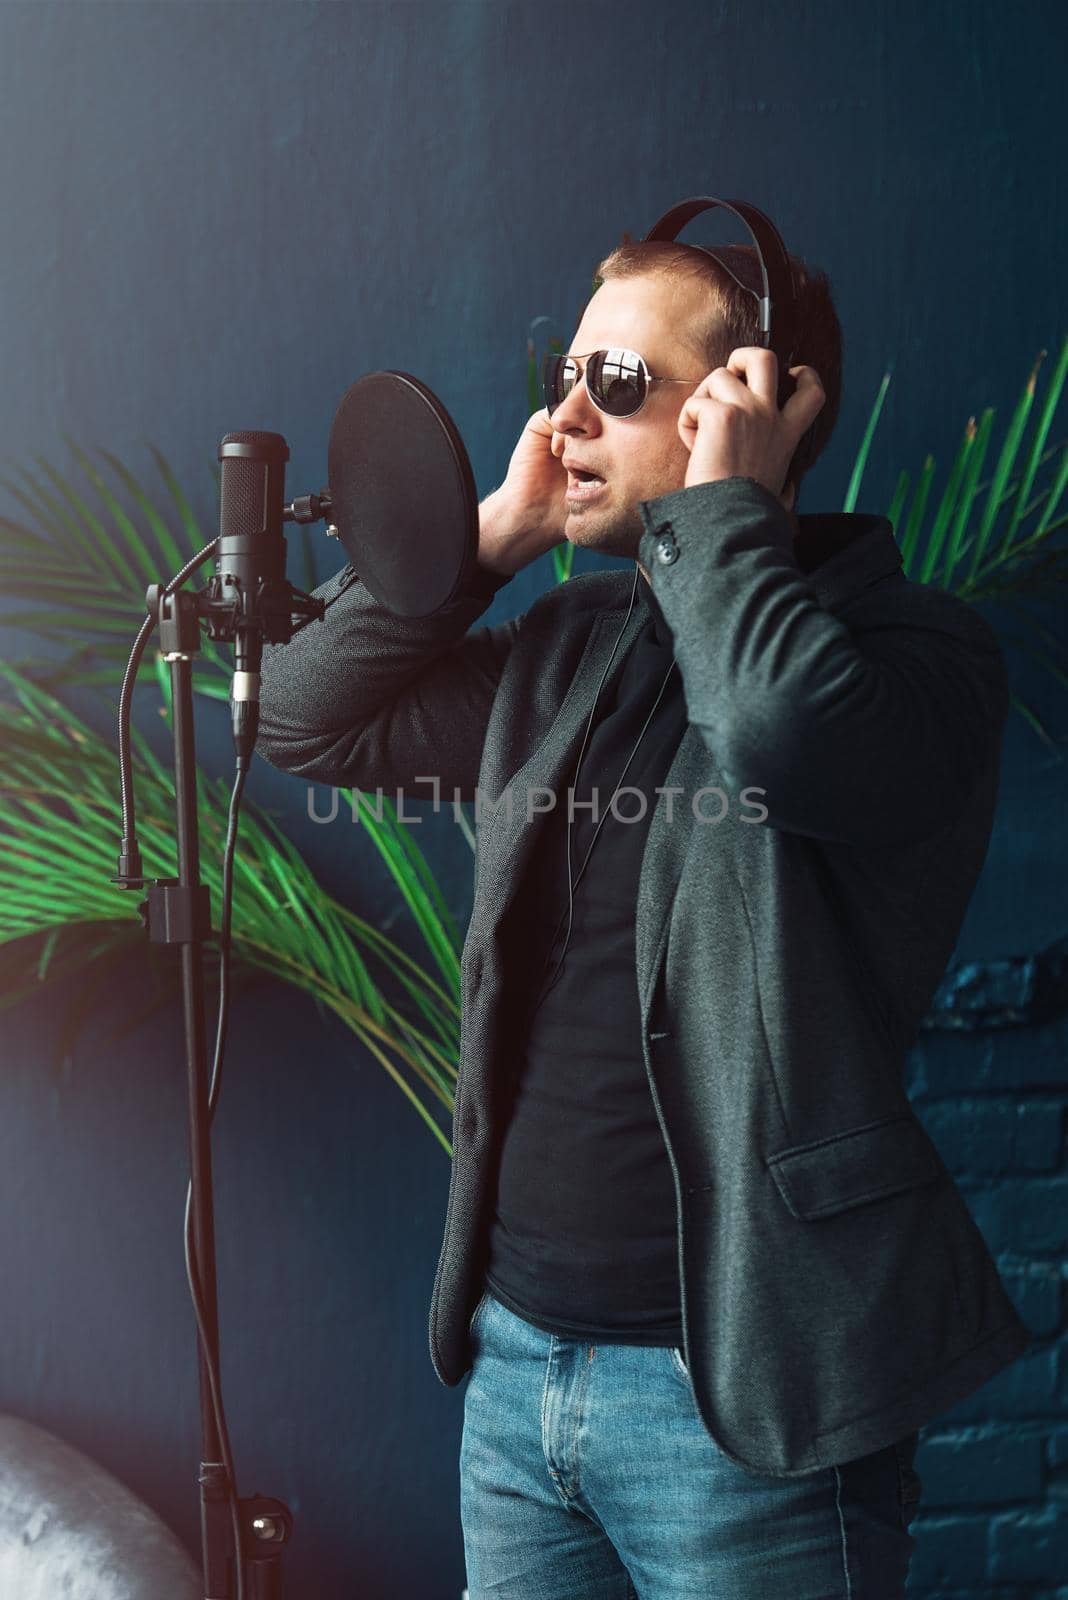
[{"x1": 565, "y1": 501, "x2": 646, "y2": 565}]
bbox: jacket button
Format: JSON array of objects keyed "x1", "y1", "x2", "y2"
[{"x1": 654, "y1": 527, "x2": 679, "y2": 564}]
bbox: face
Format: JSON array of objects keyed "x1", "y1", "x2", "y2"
[
  {"x1": 549, "y1": 273, "x2": 795, "y2": 574},
  {"x1": 548, "y1": 273, "x2": 714, "y2": 567}
]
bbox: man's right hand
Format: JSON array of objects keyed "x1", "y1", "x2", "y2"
[{"x1": 477, "y1": 407, "x2": 569, "y2": 577}]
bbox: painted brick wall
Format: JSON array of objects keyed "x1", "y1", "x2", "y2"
[{"x1": 903, "y1": 1011, "x2": 1068, "y2": 1596}]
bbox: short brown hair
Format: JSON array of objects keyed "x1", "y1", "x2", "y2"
[{"x1": 588, "y1": 236, "x2": 843, "y2": 506}]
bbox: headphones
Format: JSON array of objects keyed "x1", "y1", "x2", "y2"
[{"x1": 640, "y1": 193, "x2": 820, "y2": 485}]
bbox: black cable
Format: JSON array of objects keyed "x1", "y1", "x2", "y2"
[
  {"x1": 116, "y1": 540, "x2": 219, "y2": 874},
  {"x1": 533, "y1": 565, "x2": 640, "y2": 1000},
  {"x1": 114, "y1": 539, "x2": 246, "y2": 1596},
  {"x1": 567, "y1": 656, "x2": 677, "y2": 900}
]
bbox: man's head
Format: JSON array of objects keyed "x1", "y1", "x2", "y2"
[{"x1": 547, "y1": 238, "x2": 843, "y2": 569}]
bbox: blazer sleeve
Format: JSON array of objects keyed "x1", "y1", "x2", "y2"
[
  {"x1": 636, "y1": 475, "x2": 1010, "y2": 849},
  {"x1": 255, "y1": 559, "x2": 520, "y2": 801}
]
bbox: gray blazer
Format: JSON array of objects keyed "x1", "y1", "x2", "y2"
[{"x1": 257, "y1": 474, "x2": 1032, "y2": 1477}]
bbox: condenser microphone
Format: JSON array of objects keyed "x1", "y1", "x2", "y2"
[{"x1": 215, "y1": 431, "x2": 292, "y2": 761}]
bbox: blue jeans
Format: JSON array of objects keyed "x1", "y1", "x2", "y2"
[{"x1": 460, "y1": 1289, "x2": 921, "y2": 1599}]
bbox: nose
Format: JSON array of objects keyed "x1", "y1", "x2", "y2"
[{"x1": 549, "y1": 372, "x2": 603, "y2": 459}]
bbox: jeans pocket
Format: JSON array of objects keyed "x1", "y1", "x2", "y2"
[
  {"x1": 467, "y1": 1289, "x2": 490, "y2": 1341},
  {"x1": 667, "y1": 1345, "x2": 689, "y2": 1381}
]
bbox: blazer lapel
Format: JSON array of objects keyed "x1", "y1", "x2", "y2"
[{"x1": 471, "y1": 604, "x2": 645, "y2": 932}]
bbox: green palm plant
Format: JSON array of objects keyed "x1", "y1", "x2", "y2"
[
  {"x1": 842, "y1": 336, "x2": 1068, "y2": 745},
  {"x1": 0, "y1": 659, "x2": 463, "y2": 1153},
  {"x1": 1, "y1": 330, "x2": 1066, "y2": 1152}
]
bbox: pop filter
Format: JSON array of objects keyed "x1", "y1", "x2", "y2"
[{"x1": 326, "y1": 370, "x2": 479, "y2": 618}]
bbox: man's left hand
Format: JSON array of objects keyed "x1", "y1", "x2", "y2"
[{"x1": 678, "y1": 348, "x2": 827, "y2": 500}]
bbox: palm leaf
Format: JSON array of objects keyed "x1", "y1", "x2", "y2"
[
  {"x1": 848, "y1": 336, "x2": 1068, "y2": 745},
  {"x1": 0, "y1": 662, "x2": 464, "y2": 1154},
  {"x1": 0, "y1": 443, "x2": 230, "y2": 685},
  {"x1": 842, "y1": 369, "x2": 892, "y2": 514}
]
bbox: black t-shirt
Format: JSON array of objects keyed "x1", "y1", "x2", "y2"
[{"x1": 484, "y1": 572, "x2": 689, "y2": 1344}]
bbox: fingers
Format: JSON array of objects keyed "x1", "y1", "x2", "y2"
[
  {"x1": 706, "y1": 354, "x2": 825, "y2": 437},
  {"x1": 675, "y1": 391, "x2": 703, "y2": 445},
  {"x1": 783, "y1": 365, "x2": 827, "y2": 431},
  {"x1": 674, "y1": 352, "x2": 826, "y2": 490},
  {"x1": 723, "y1": 346, "x2": 779, "y2": 409}
]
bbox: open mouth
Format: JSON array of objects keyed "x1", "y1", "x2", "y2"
[{"x1": 566, "y1": 473, "x2": 608, "y2": 502}]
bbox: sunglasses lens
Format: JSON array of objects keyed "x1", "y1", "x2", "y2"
[
  {"x1": 543, "y1": 352, "x2": 578, "y2": 415},
  {"x1": 589, "y1": 349, "x2": 647, "y2": 416},
  {"x1": 542, "y1": 349, "x2": 647, "y2": 417}
]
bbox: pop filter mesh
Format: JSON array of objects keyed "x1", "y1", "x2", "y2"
[{"x1": 327, "y1": 373, "x2": 477, "y2": 618}]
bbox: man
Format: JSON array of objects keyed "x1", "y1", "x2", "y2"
[{"x1": 256, "y1": 238, "x2": 1032, "y2": 1598}]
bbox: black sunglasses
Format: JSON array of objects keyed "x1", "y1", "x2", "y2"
[{"x1": 542, "y1": 347, "x2": 698, "y2": 419}]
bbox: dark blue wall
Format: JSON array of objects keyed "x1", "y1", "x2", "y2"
[{"x1": 1, "y1": 3, "x2": 1065, "y2": 1595}]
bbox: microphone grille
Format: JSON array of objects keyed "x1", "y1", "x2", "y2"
[
  {"x1": 220, "y1": 457, "x2": 267, "y2": 539},
  {"x1": 218, "y1": 432, "x2": 289, "y2": 539}
]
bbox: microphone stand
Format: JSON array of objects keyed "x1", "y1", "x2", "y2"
[
  {"x1": 111, "y1": 365, "x2": 475, "y2": 1591},
  {"x1": 141, "y1": 584, "x2": 290, "y2": 1598},
  {"x1": 119, "y1": 487, "x2": 328, "y2": 1598}
]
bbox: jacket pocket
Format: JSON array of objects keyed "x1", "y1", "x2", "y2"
[{"x1": 766, "y1": 1113, "x2": 943, "y2": 1222}]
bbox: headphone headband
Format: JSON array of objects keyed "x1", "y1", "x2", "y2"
[
  {"x1": 641, "y1": 195, "x2": 798, "y2": 371},
  {"x1": 640, "y1": 194, "x2": 817, "y2": 485}
]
